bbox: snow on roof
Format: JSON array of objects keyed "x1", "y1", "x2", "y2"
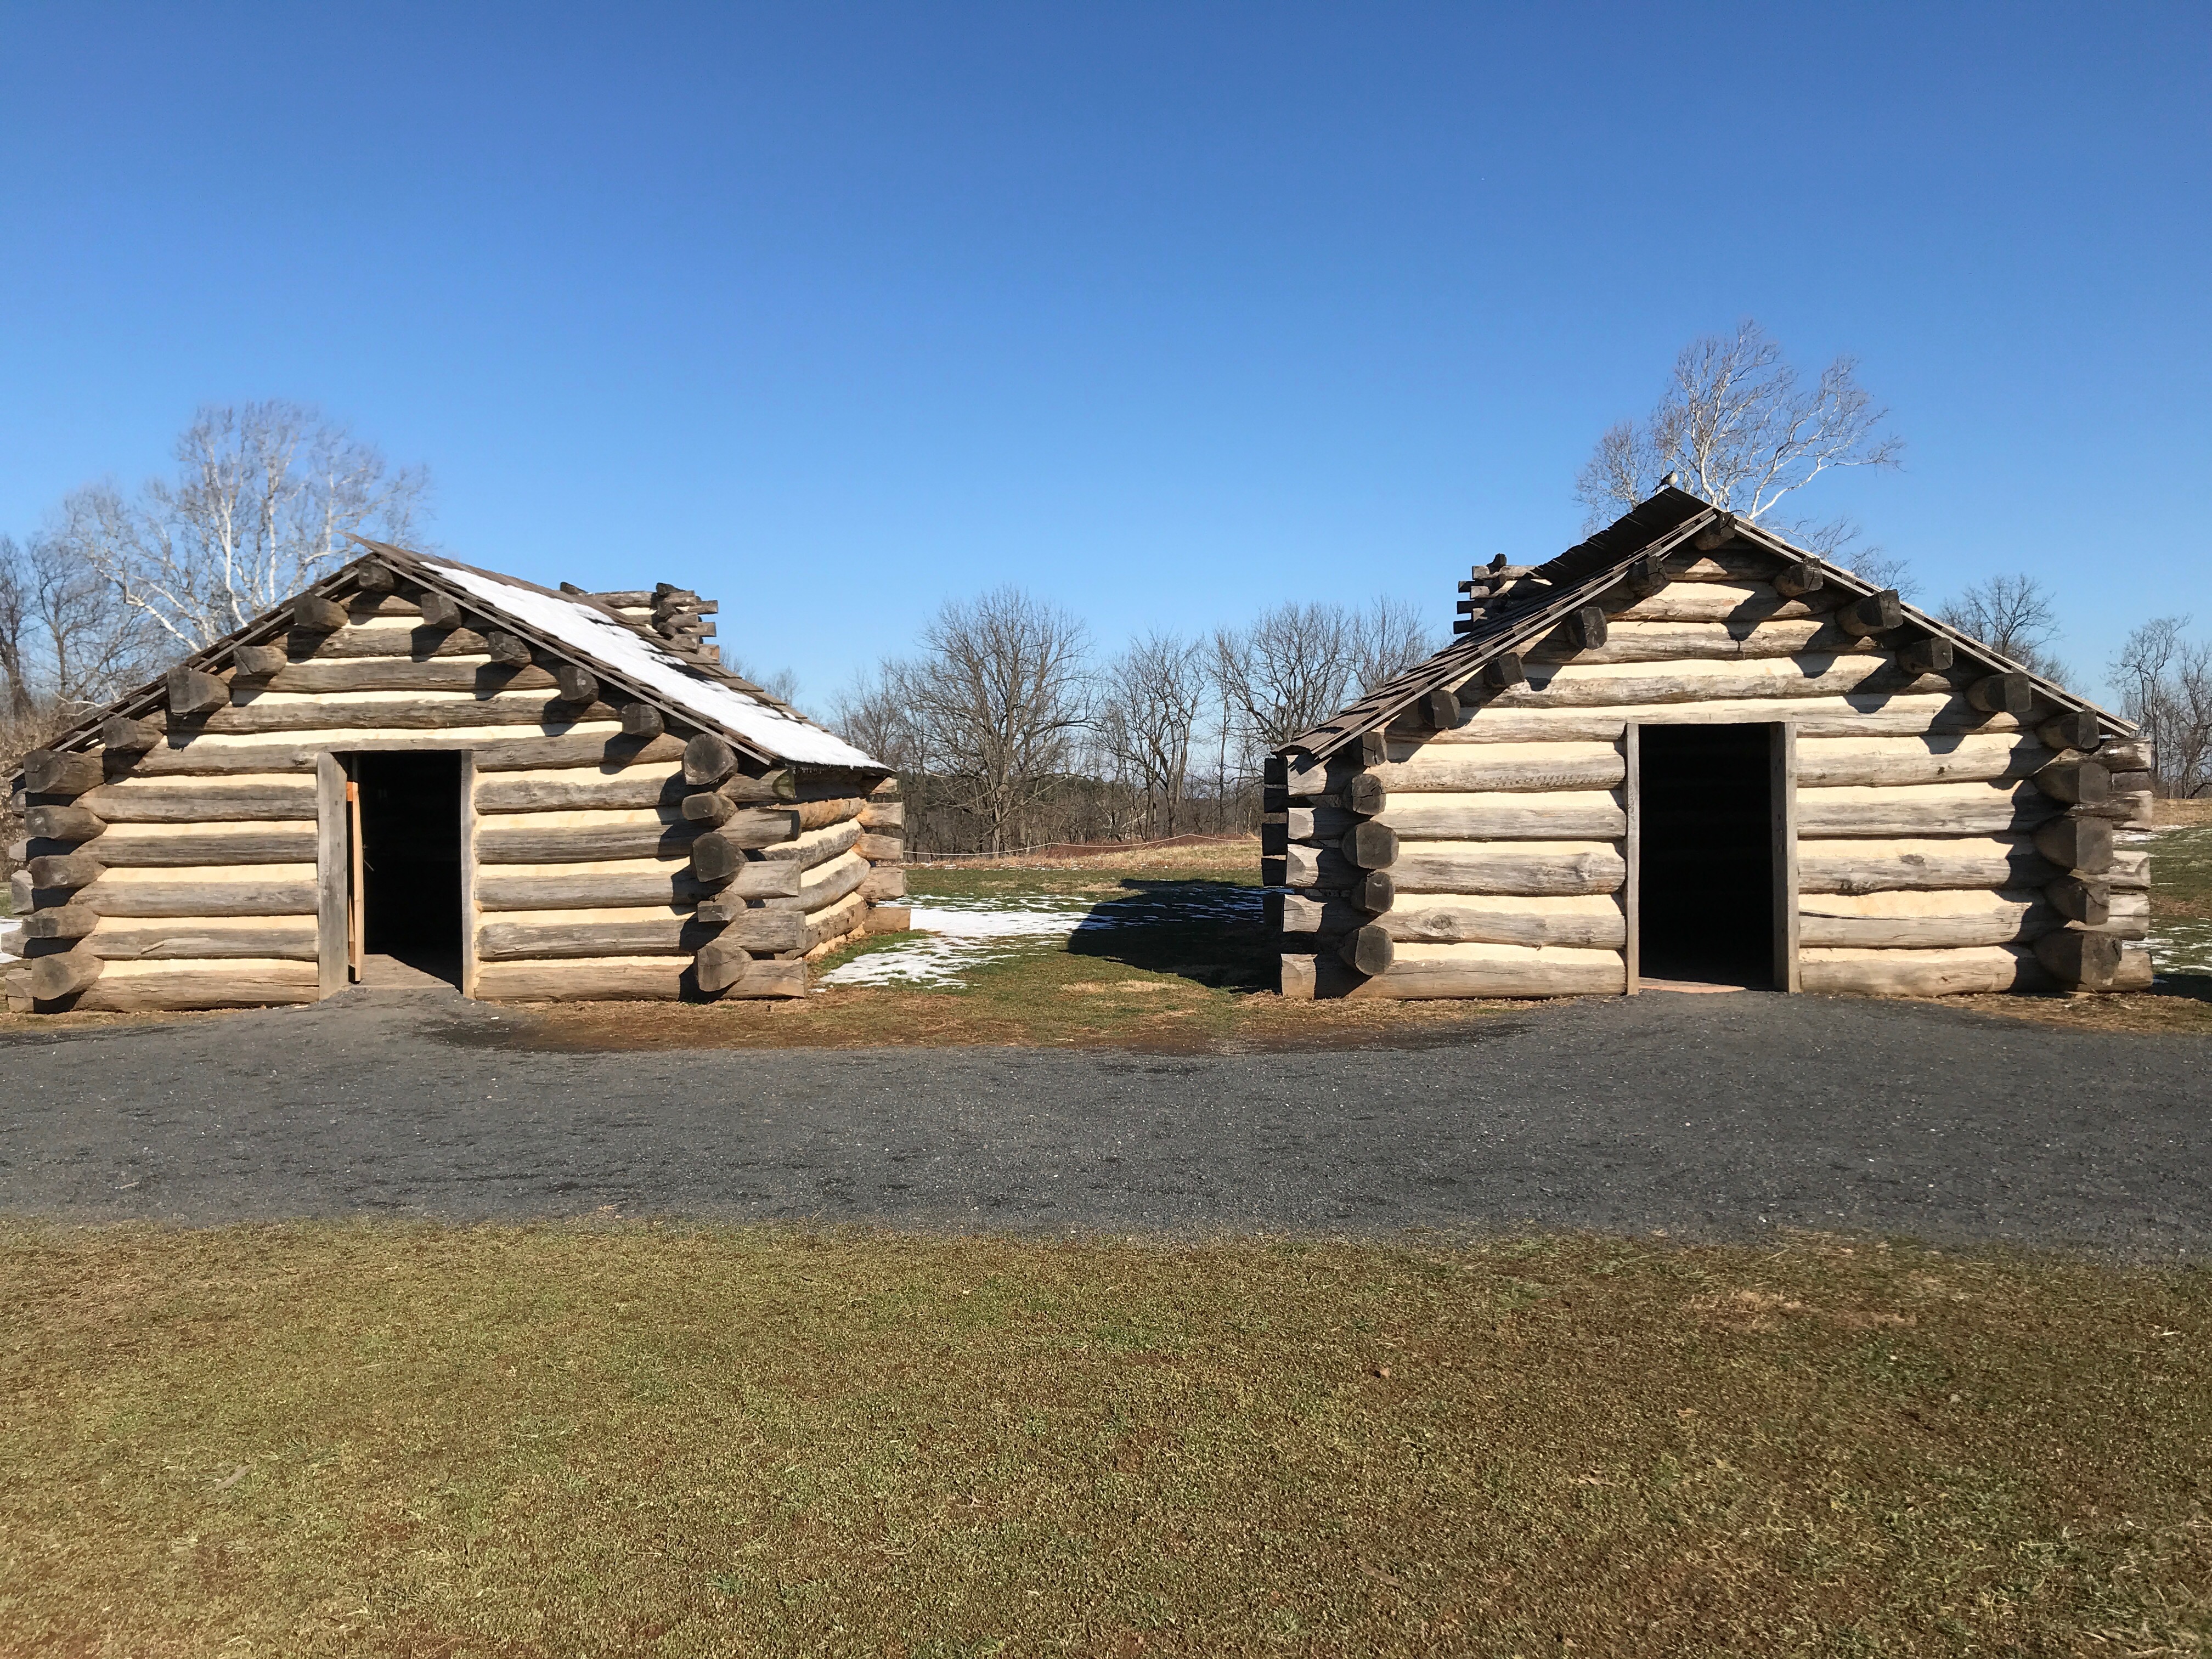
[{"x1": 427, "y1": 562, "x2": 885, "y2": 770}]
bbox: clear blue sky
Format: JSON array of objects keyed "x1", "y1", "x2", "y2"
[{"x1": 3, "y1": 2, "x2": 2206, "y2": 706}]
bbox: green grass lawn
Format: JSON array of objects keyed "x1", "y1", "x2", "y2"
[{"x1": 4, "y1": 1224, "x2": 2209, "y2": 1656}]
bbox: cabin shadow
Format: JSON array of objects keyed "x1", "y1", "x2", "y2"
[{"x1": 1064, "y1": 879, "x2": 1275, "y2": 991}]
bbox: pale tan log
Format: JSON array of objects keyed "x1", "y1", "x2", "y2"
[
  {"x1": 860, "y1": 799, "x2": 905, "y2": 830},
  {"x1": 794, "y1": 795, "x2": 868, "y2": 831},
  {"x1": 77, "y1": 822, "x2": 318, "y2": 867},
  {"x1": 473, "y1": 956, "x2": 691, "y2": 1002},
  {"x1": 860, "y1": 865, "x2": 906, "y2": 901},
  {"x1": 718, "y1": 960, "x2": 809, "y2": 1000},
  {"x1": 255, "y1": 658, "x2": 554, "y2": 693},
  {"x1": 1794, "y1": 782, "x2": 2058, "y2": 839},
  {"x1": 1391, "y1": 840, "x2": 1627, "y2": 897},
  {"x1": 85, "y1": 915, "x2": 321, "y2": 961},
  {"x1": 1662, "y1": 547, "x2": 1779, "y2": 580},
  {"x1": 477, "y1": 906, "x2": 706, "y2": 960},
  {"x1": 1484, "y1": 655, "x2": 1934, "y2": 712},
  {"x1": 1380, "y1": 790, "x2": 1624, "y2": 842},
  {"x1": 27, "y1": 947, "x2": 106, "y2": 1001},
  {"x1": 1412, "y1": 694, "x2": 2022, "y2": 748},
  {"x1": 473, "y1": 767, "x2": 687, "y2": 812},
  {"x1": 864, "y1": 905, "x2": 912, "y2": 934},
  {"x1": 77, "y1": 776, "x2": 319, "y2": 822},
  {"x1": 475, "y1": 859, "x2": 715, "y2": 911},
  {"x1": 1797, "y1": 890, "x2": 2055, "y2": 949},
  {"x1": 1611, "y1": 584, "x2": 1822, "y2": 624},
  {"x1": 756, "y1": 817, "x2": 862, "y2": 868},
  {"x1": 1278, "y1": 955, "x2": 1318, "y2": 1000},
  {"x1": 1363, "y1": 742, "x2": 1624, "y2": 795},
  {"x1": 2110, "y1": 848, "x2": 2150, "y2": 891},
  {"x1": 72, "y1": 866, "x2": 320, "y2": 916},
  {"x1": 1380, "y1": 893, "x2": 1624, "y2": 949},
  {"x1": 125, "y1": 729, "x2": 681, "y2": 776},
  {"x1": 477, "y1": 808, "x2": 704, "y2": 865},
  {"x1": 857, "y1": 832, "x2": 905, "y2": 861},
  {"x1": 1797, "y1": 836, "x2": 2059, "y2": 895},
  {"x1": 1525, "y1": 618, "x2": 1835, "y2": 665},
  {"x1": 1794, "y1": 735, "x2": 2055, "y2": 788},
  {"x1": 1798, "y1": 945, "x2": 2050, "y2": 997},
  {"x1": 1340, "y1": 940, "x2": 1626, "y2": 999},
  {"x1": 2115, "y1": 941, "x2": 2152, "y2": 991},
  {"x1": 802, "y1": 891, "x2": 868, "y2": 953},
  {"x1": 71, "y1": 957, "x2": 319, "y2": 1011},
  {"x1": 190, "y1": 693, "x2": 618, "y2": 734}
]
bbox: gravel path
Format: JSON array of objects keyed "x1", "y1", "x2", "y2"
[{"x1": 2, "y1": 989, "x2": 2207, "y2": 1252}]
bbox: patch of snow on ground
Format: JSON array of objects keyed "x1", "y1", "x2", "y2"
[
  {"x1": 2145, "y1": 824, "x2": 2212, "y2": 977},
  {"x1": 0, "y1": 916, "x2": 18, "y2": 966},
  {"x1": 817, "y1": 885, "x2": 1263, "y2": 989}
]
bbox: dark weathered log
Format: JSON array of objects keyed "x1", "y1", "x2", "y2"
[
  {"x1": 691, "y1": 866, "x2": 809, "y2": 920},
  {"x1": 417, "y1": 589, "x2": 464, "y2": 630},
  {"x1": 193, "y1": 697, "x2": 619, "y2": 733},
  {"x1": 552, "y1": 663, "x2": 599, "y2": 703},
  {"x1": 1561, "y1": 606, "x2": 1609, "y2": 651},
  {"x1": 474, "y1": 864, "x2": 718, "y2": 911},
  {"x1": 22, "y1": 749, "x2": 106, "y2": 797},
  {"x1": 21, "y1": 905, "x2": 98, "y2": 940},
  {"x1": 101, "y1": 715, "x2": 162, "y2": 752},
  {"x1": 2045, "y1": 875, "x2": 2111, "y2": 926},
  {"x1": 2038, "y1": 710, "x2": 2102, "y2": 752},
  {"x1": 1773, "y1": 560, "x2": 1823, "y2": 599},
  {"x1": 477, "y1": 912, "x2": 711, "y2": 961},
  {"x1": 619, "y1": 703, "x2": 667, "y2": 740},
  {"x1": 233, "y1": 645, "x2": 289, "y2": 678},
  {"x1": 1617, "y1": 553, "x2": 1668, "y2": 601},
  {"x1": 1691, "y1": 514, "x2": 1737, "y2": 551},
  {"x1": 27, "y1": 852, "x2": 101, "y2": 890},
  {"x1": 691, "y1": 814, "x2": 803, "y2": 880},
  {"x1": 1355, "y1": 731, "x2": 1387, "y2": 768},
  {"x1": 1894, "y1": 636, "x2": 1954, "y2": 676},
  {"x1": 167, "y1": 667, "x2": 231, "y2": 717},
  {"x1": 82, "y1": 781, "x2": 318, "y2": 822},
  {"x1": 1341, "y1": 773, "x2": 1385, "y2": 816},
  {"x1": 1337, "y1": 923, "x2": 1395, "y2": 977},
  {"x1": 682, "y1": 791, "x2": 739, "y2": 825},
  {"x1": 68, "y1": 873, "x2": 317, "y2": 917},
  {"x1": 289, "y1": 623, "x2": 489, "y2": 660},
  {"x1": 2032, "y1": 814, "x2": 2114, "y2": 873},
  {"x1": 2034, "y1": 756, "x2": 2109, "y2": 806},
  {"x1": 483, "y1": 629, "x2": 534, "y2": 668},
  {"x1": 257, "y1": 658, "x2": 559, "y2": 694},
  {"x1": 347, "y1": 594, "x2": 423, "y2": 618},
  {"x1": 83, "y1": 918, "x2": 318, "y2": 960},
  {"x1": 356, "y1": 558, "x2": 398, "y2": 591},
  {"x1": 25, "y1": 804, "x2": 104, "y2": 842},
  {"x1": 1835, "y1": 590, "x2": 1904, "y2": 637},
  {"x1": 67, "y1": 958, "x2": 320, "y2": 1011},
  {"x1": 469, "y1": 957, "x2": 694, "y2": 1003},
  {"x1": 692, "y1": 936, "x2": 758, "y2": 995},
  {"x1": 476, "y1": 819, "x2": 703, "y2": 865},
  {"x1": 1411, "y1": 687, "x2": 1457, "y2": 731},
  {"x1": 2107, "y1": 770, "x2": 2153, "y2": 795},
  {"x1": 1339, "y1": 820, "x2": 1399, "y2": 870},
  {"x1": 1968, "y1": 674, "x2": 2035, "y2": 716},
  {"x1": 291, "y1": 594, "x2": 348, "y2": 633},
  {"x1": 28, "y1": 947, "x2": 105, "y2": 1002},
  {"x1": 684, "y1": 732, "x2": 739, "y2": 786},
  {"x1": 91, "y1": 826, "x2": 318, "y2": 867},
  {"x1": 2034, "y1": 927, "x2": 2124, "y2": 990},
  {"x1": 1352, "y1": 870, "x2": 1395, "y2": 913},
  {"x1": 1481, "y1": 653, "x2": 1527, "y2": 690}
]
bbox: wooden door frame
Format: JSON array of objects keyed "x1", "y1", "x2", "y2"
[
  {"x1": 1622, "y1": 718, "x2": 1799, "y2": 994},
  {"x1": 315, "y1": 748, "x2": 478, "y2": 998}
]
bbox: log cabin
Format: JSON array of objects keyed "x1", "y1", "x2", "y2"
[
  {"x1": 1268, "y1": 487, "x2": 2153, "y2": 1000},
  {"x1": 3, "y1": 542, "x2": 908, "y2": 1012}
]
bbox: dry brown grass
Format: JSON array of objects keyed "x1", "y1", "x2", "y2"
[{"x1": 4, "y1": 1222, "x2": 2209, "y2": 1656}]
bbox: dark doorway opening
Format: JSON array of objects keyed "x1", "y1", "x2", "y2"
[
  {"x1": 352, "y1": 751, "x2": 463, "y2": 987},
  {"x1": 1637, "y1": 724, "x2": 1775, "y2": 988}
]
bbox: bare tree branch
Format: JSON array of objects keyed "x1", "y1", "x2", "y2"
[{"x1": 1939, "y1": 574, "x2": 2069, "y2": 681}]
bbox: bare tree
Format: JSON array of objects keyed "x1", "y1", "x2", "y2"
[
  {"x1": 0, "y1": 537, "x2": 30, "y2": 721},
  {"x1": 1214, "y1": 597, "x2": 1438, "y2": 763},
  {"x1": 2112, "y1": 617, "x2": 2212, "y2": 797},
  {"x1": 1347, "y1": 596, "x2": 1438, "y2": 694},
  {"x1": 1095, "y1": 631, "x2": 1207, "y2": 839},
  {"x1": 896, "y1": 587, "x2": 1091, "y2": 855},
  {"x1": 1939, "y1": 574, "x2": 2069, "y2": 681},
  {"x1": 78, "y1": 402, "x2": 428, "y2": 651},
  {"x1": 1576, "y1": 320, "x2": 1903, "y2": 534}
]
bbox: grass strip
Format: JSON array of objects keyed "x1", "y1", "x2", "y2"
[{"x1": 3, "y1": 1224, "x2": 2208, "y2": 1655}]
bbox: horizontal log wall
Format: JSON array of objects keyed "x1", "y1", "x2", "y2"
[
  {"x1": 13, "y1": 601, "x2": 860, "y2": 1009},
  {"x1": 1277, "y1": 551, "x2": 2145, "y2": 1000}
]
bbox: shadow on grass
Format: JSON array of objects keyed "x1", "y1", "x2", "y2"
[{"x1": 1066, "y1": 879, "x2": 1275, "y2": 992}]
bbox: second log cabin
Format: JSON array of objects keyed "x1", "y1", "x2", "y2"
[
  {"x1": 1269, "y1": 487, "x2": 2151, "y2": 1000},
  {"x1": 4, "y1": 542, "x2": 908, "y2": 1012}
]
